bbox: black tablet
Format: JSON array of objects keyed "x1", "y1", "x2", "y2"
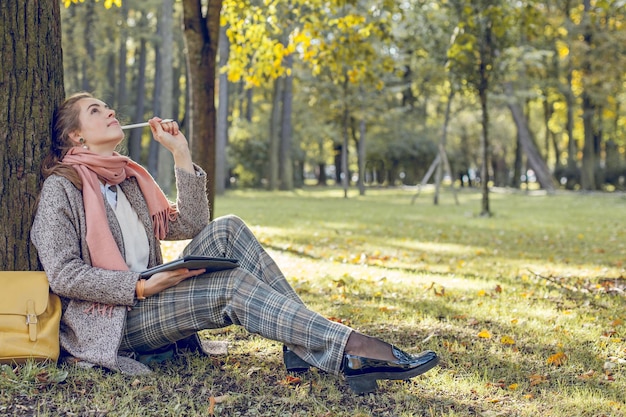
[{"x1": 139, "y1": 256, "x2": 239, "y2": 279}]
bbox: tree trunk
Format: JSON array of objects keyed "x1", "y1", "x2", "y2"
[
  {"x1": 182, "y1": 0, "x2": 222, "y2": 219},
  {"x1": 215, "y1": 23, "x2": 230, "y2": 195},
  {"x1": 116, "y1": 0, "x2": 129, "y2": 113},
  {"x1": 581, "y1": 94, "x2": 596, "y2": 190},
  {"x1": 81, "y1": 1, "x2": 95, "y2": 92},
  {"x1": 477, "y1": 21, "x2": 492, "y2": 217},
  {"x1": 268, "y1": 77, "x2": 283, "y2": 190},
  {"x1": 504, "y1": 83, "x2": 556, "y2": 192},
  {"x1": 128, "y1": 23, "x2": 148, "y2": 163},
  {"x1": 511, "y1": 133, "x2": 522, "y2": 188},
  {"x1": 478, "y1": 79, "x2": 491, "y2": 216},
  {"x1": 147, "y1": 40, "x2": 161, "y2": 177},
  {"x1": 580, "y1": 0, "x2": 596, "y2": 191},
  {"x1": 157, "y1": 0, "x2": 175, "y2": 196},
  {"x1": 63, "y1": 6, "x2": 81, "y2": 92},
  {"x1": 0, "y1": 0, "x2": 65, "y2": 270},
  {"x1": 357, "y1": 118, "x2": 366, "y2": 196},
  {"x1": 341, "y1": 104, "x2": 350, "y2": 198},
  {"x1": 279, "y1": 54, "x2": 294, "y2": 191}
]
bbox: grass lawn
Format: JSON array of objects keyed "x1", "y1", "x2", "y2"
[{"x1": 2, "y1": 187, "x2": 625, "y2": 416}]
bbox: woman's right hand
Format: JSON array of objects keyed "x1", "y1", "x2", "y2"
[
  {"x1": 141, "y1": 268, "x2": 206, "y2": 298},
  {"x1": 148, "y1": 117, "x2": 195, "y2": 174}
]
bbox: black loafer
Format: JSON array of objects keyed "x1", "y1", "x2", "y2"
[
  {"x1": 343, "y1": 347, "x2": 439, "y2": 394},
  {"x1": 283, "y1": 345, "x2": 311, "y2": 373}
]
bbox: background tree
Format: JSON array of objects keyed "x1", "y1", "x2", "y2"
[{"x1": 182, "y1": 0, "x2": 223, "y2": 216}]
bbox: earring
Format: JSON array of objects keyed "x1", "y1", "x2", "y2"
[{"x1": 79, "y1": 138, "x2": 88, "y2": 149}]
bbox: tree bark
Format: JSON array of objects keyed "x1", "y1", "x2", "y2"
[
  {"x1": 0, "y1": 0, "x2": 65, "y2": 270},
  {"x1": 182, "y1": 0, "x2": 223, "y2": 218}
]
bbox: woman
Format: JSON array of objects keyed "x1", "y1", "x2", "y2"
[{"x1": 31, "y1": 92, "x2": 438, "y2": 394}]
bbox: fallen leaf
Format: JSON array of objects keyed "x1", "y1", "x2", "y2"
[
  {"x1": 280, "y1": 375, "x2": 302, "y2": 386},
  {"x1": 477, "y1": 329, "x2": 492, "y2": 339},
  {"x1": 246, "y1": 366, "x2": 262, "y2": 376},
  {"x1": 500, "y1": 336, "x2": 515, "y2": 345},
  {"x1": 528, "y1": 374, "x2": 548, "y2": 386},
  {"x1": 547, "y1": 352, "x2": 567, "y2": 366},
  {"x1": 577, "y1": 370, "x2": 596, "y2": 380},
  {"x1": 208, "y1": 396, "x2": 216, "y2": 416}
]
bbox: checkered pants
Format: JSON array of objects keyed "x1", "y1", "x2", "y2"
[{"x1": 120, "y1": 215, "x2": 352, "y2": 374}]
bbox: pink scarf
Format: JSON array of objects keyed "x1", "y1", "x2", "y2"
[{"x1": 62, "y1": 147, "x2": 177, "y2": 270}]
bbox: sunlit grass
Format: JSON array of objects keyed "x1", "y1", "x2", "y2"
[{"x1": 1, "y1": 187, "x2": 624, "y2": 416}]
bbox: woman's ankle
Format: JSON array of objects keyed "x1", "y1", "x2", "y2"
[{"x1": 344, "y1": 333, "x2": 395, "y2": 361}]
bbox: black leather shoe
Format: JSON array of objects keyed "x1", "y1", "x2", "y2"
[
  {"x1": 343, "y1": 347, "x2": 439, "y2": 394},
  {"x1": 283, "y1": 345, "x2": 311, "y2": 373}
]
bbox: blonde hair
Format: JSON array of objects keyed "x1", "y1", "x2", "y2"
[{"x1": 41, "y1": 92, "x2": 93, "y2": 188}]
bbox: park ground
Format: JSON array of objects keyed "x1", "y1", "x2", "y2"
[{"x1": 1, "y1": 186, "x2": 625, "y2": 416}]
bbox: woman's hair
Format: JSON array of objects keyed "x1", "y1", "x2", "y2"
[{"x1": 41, "y1": 92, "x2": 93, "y2": 188}]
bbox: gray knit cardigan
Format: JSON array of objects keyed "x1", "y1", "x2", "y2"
[{"x1": 30, "y1": 166, "x2": 210, "y2": 374}]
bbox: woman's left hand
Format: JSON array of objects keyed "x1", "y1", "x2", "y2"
[{"x1": 148, "y1": 117, "x2": 194, "y2": 173}]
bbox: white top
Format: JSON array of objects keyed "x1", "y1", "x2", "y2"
[{"x1": 101, "y1": 183, "x2": 150, "y2": 272}]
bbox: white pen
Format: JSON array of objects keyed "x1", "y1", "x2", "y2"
[{"x1": 121, "y1": 119, "x2": 175, "y2": 130}]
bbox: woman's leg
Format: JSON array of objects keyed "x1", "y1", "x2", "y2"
[
  {"x1": 121, "y1": 267, "x2": 352, "y2": 375},
  {"x1": 181, "y1": 215, "x2": 304, "y2": 304}
]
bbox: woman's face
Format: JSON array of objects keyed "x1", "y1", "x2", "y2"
[{"x1": 71, "y1": 98, "x2": 124, "y2": 155}]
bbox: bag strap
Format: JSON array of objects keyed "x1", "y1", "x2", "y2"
[{"x1": 26, "y1": 299, "x2": 38, "y2": 342}]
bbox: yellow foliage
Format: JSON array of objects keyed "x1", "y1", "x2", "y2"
[
  {"x1": 63, "y1": 0, "x2": 85, "y2": 7},
  {"x1": 64, "y1": 0, "x2": 121, "y2": 9},
  {"x1": 102, "y1": 0, "x2": 122, "y2": 8}
]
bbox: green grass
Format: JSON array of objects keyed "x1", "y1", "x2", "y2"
[{"x1": 2, "y1": 187, "x2": 625, "y2": 416}]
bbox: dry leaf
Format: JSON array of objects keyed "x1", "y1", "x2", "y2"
[
  {"x1": 529, "y1": 374, "x2": 548, "y2": 386},
  {"x1": 577, "y1": 370, "x2": 596, "y2": 380},
  {"x1": 547, "y1": 352, "x2": 567, "y2": 366},
  {"x1": 208, "y1": 396, "x2": 216, "y2": 416},
  {"x1": 280, "y1": 375, "x2": 302, "y2": 386},
  {"x1": 246, "y1": 366, "x2": 262, "y2": 376}
]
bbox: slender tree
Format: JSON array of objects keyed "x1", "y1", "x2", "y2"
[
  {"x1": 157, "y1": 0, "x2": 176, "y2": 195},
  {"x1": 182, "y1": 0, "x2": 223, "y2": 216}
]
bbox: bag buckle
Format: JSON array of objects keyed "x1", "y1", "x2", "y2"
[{"x1": 26, "y1": 300, "x2": 38, "y2": 342}]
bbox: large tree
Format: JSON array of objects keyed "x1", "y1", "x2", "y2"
[{"x1": 0, "y1": 0, "x2": 65, "y2": 270}]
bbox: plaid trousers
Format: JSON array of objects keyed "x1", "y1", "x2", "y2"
[{"x1": 120, "y1": 215, "x2": 352, "y2": 374}]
